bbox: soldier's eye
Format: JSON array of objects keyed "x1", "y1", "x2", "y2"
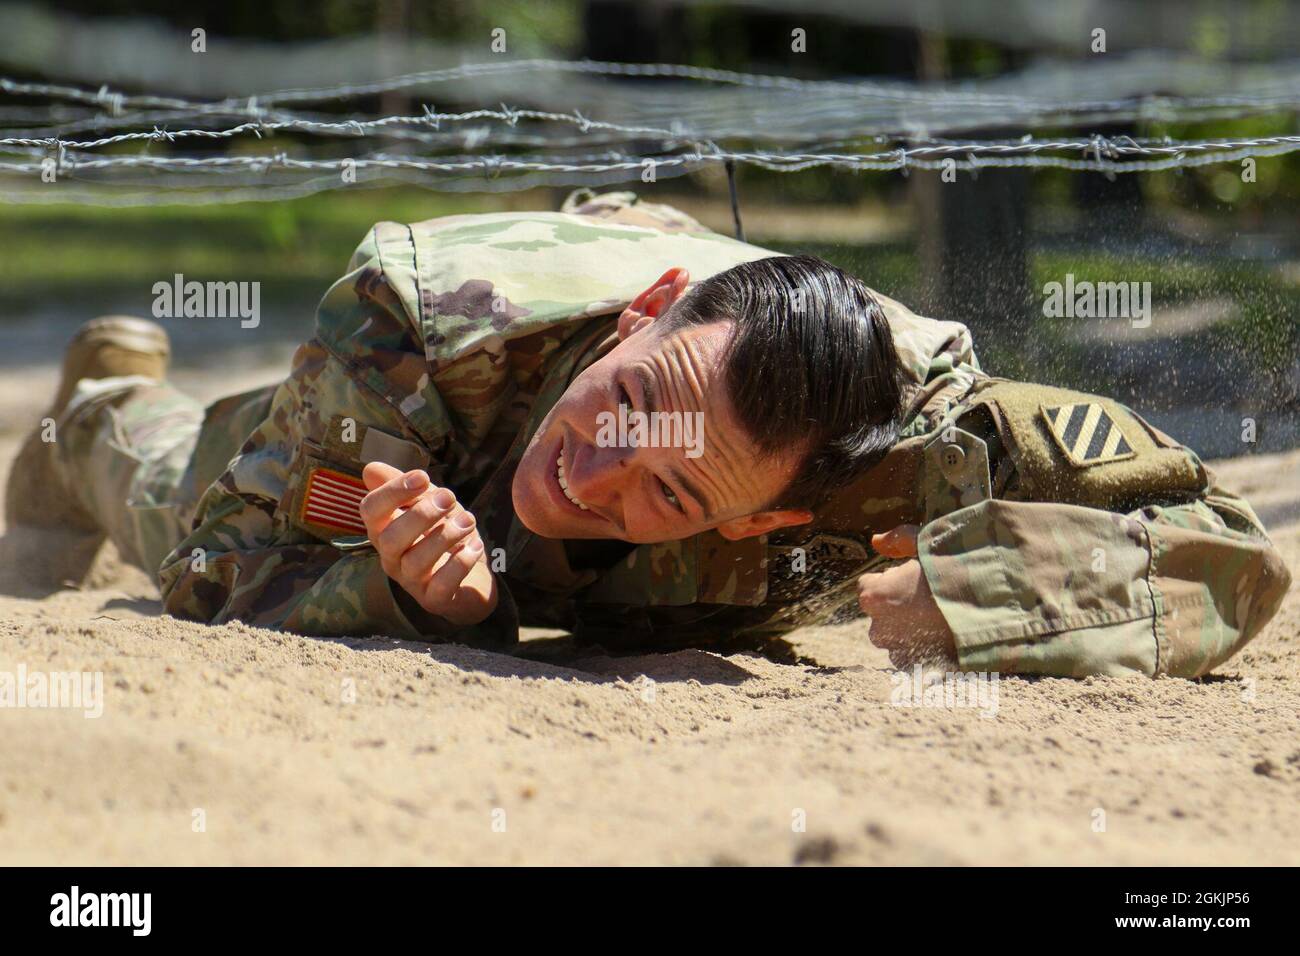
[
  {"x1": 660, "y1": 480, "x2": 683, "y2": 513},
  {"x1": 617, "y1": 384, "x2": 633, "y2": 409}
]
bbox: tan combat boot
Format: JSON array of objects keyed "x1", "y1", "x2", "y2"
[{"x1": 3, "y1": 316, "x2": 170, "y2": 586}]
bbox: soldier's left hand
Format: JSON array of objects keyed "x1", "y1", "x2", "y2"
[
  {"x1": 857, "y1": 525, "x2": 957, "y2": 666},
  {"x1": 361, "y1": 461, "x2": 498, "y2": 628}
]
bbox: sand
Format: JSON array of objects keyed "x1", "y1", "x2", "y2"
[{"x1": 1, "y1": 358, "x2": 1297, "y2": 866}]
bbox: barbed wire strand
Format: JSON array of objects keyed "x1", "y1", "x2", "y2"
[
  {"x1": 3, "y1": 58, "x2": 1297, "y2": 119},
  {"x1": 2, "y1": 59, "x2": 1295, "y2": 203},
  {"x1": 4, "y1": 137, "x2": 1294, "y2": 176}
]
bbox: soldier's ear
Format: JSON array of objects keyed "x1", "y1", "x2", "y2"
[
  {"x1": 715, "y1": 508, "x2": 813, "y2": 541},
  {"x1": 617, "y1": 267, "x2": 691, "y2": 340}
]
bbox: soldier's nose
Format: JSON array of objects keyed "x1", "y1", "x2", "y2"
[{"x1": 568, "y1": 441, "x2": 630, "y2": 501}]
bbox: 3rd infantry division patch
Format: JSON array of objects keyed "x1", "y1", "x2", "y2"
[{"x1": 1041, "y1": 402, "x2": 1135, "y2": 467}]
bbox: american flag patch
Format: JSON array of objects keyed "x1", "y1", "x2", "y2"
[
  {"x1": 1041, "y1": 402, "x2": 1136, "y2": 467},
  {"x1": 301, "y1": 466, "x2": 368, "y2": 536}
]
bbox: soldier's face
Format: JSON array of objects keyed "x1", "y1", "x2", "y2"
[{"x1": 513, "y1": 269, "x2": 813, "y2": 544}]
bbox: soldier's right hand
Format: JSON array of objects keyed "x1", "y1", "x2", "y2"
[
  {"x1": 858, "y1": 525, "x2": 955, "y2": 666},
  {"x1": 360, "y1": 462, "x2": 499, "y2": 627}
]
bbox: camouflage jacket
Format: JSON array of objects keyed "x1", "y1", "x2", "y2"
[{"x1": 158, "y1": 192, "x2": 1291, "y2": 678}]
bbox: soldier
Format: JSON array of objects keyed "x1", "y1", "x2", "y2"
[{"x1": 5, "y1": 191, "x2": 1290, "y2": 678}]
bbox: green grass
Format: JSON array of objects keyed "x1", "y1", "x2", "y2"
[
  {"x1": 0, "y1": 188, "x2": 542, "y2": 311},
  {"x1": 1030, "y1": 251, "x2": 1299, "y2": 381},
  {"x1": 767, "y1": 241, "x2": 1298, "y2": 390},
  {"x1": 3, "y1": 193, "x2": 1294, "y2": 395}
]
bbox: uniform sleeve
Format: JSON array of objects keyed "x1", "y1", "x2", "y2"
[
  {"x1": 158, "y1": 488, "x2": 518, "y2": 648},
  {"x1": 157, "y1": 224, "x2": 519, "y2": 649},
  {"x1": 917, "y1": 484, "x2": 1292, "y2": 678}
]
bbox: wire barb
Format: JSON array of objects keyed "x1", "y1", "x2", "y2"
[{"x1": 1, "y1": 58, "x2": 1295, "y2": 204}]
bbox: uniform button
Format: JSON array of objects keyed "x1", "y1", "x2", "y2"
[{"x1": 940, "y1": 443, "x2": 967, "y2": 482}]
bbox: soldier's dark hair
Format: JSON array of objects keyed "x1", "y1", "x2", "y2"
[{"x1": 660, "y1": 254, "x2": 909, "y2": 509}]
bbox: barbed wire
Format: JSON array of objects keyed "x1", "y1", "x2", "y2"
[
  {"x1": 4, "y1": 136, "x2": 1295, "y2": 175},
  {"x1": 5, "y1": 141, "x2": 1294, "y2": 207},
  {"x1": 1, "y1": 58, "x2": 1295, "y2": 203},
  {"x1": 4, "y1": 58, "x2": 1297, "y2": 122},
  {"x1": 4, "y1": 98, "x2": 1299, "y2": 158},
  {"x1": 0, "y1": 106, "x2": 686, "y2": 150},
  {"x1": 5, "y1": 103, "x2": 1290, "y2": 158}
]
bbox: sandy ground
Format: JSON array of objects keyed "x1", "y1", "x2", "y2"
[{"x1": 0, "y1": 357, "x2": 1298, "y2": 866}]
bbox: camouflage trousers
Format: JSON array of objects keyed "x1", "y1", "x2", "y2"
[{"x1": 55, "y1": 376, "x2": 205, "y2": 577}]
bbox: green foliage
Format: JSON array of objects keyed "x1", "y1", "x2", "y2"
[
  {"x1": 2, "y1": 187, "x2": 1293, "y2": 402},
  {"x1": 0, "y1": 188, "x2": 527, "y2": 310}
]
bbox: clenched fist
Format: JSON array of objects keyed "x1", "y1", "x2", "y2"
[
  {"x1": 858, "y1": 524, "x2": 957, "y2": 666},
  {"x1": 360, "y1": 461, "x2": 498, "y2": 627}
]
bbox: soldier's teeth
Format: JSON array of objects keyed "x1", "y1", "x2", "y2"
[{"x1": 555, "y1": 456, "x2": 589, "y2": 510}]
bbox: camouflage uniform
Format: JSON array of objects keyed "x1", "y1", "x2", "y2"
[{"x1": 47, "y1": 191, "x2": 1291, "y2": 678}]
